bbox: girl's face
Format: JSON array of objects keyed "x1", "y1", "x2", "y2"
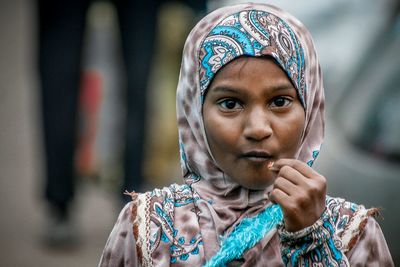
[{"x1": 203, "y1": 57, "x2": 306, "y2": 190}]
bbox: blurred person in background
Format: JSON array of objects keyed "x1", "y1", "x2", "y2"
[{"x1": 37, "y1": 0, "x2": 206, "y2": 246}]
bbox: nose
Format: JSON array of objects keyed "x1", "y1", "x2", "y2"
[{"x1": 243, "y1": 107, "x2": 272, "y2": 141}]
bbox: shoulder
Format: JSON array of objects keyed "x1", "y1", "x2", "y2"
[
  {"x1": 123, "y1": 184, "x2": 195, "y2": 265},
  {"x1": 99, "y1": 202, "x2": 139, "y2": 267},
  {"x1": 325, "y1": 195, "x2": 379, "y2": 252}
]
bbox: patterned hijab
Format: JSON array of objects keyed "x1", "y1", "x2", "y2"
[{"x1": 134, "y1": 3, "x2": 325, "y2": 266}]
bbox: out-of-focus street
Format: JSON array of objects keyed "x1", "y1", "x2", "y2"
[
  {"x1": 1, "y1": 0, "x2": 399, "y2": 266},
  {"x1": 0, "y1": 1, "x2": 123, "y2": 266}
]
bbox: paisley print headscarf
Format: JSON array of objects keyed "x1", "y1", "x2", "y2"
[{"x1": 131, "y1": 3, "x2": 325, "y2": 266}]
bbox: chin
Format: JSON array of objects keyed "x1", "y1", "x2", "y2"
[{"x1": 227, "y1": 169, "x2": 276, "y2": 190}]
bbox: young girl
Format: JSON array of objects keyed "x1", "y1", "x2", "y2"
[{"x1": 99, "y1": 3, "x2": 394, "y2": 266}]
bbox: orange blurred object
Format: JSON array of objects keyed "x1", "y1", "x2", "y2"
[{"x1": 76, "y1": 70, "x2": 103, "y2": 179}]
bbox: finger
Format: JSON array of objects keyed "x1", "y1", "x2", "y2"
[
  {"x1": 269, "y1": 188, "x2": 290, "y2": 206},
  {"x1": 272, "y1": 158, "x2": 319, "y2": 179},
  {"x1": 277, "y1": 165, "x2": 308, "y2": 187},
  {"x1": 273, "y1": 175, "x2": 298, "y2": 196}
]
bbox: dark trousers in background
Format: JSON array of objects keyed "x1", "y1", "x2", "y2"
[{"x1": 37, "y1": 0, "x2": 159, "y2": 212}]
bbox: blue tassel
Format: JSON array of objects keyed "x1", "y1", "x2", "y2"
[{"x1": 203, "y1": 204, "x2": 283, "y2": 267}]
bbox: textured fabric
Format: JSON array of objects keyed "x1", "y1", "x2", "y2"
[
  {"x1": 99, "y1": 203, "x2": 139, "y2": 266},
  {"x1": 278, "y1": 196, "x2": 369, "y2": 267},
  {"x1": 99, "y1": 3, "x2": 394, "y2": 267},
  {"x1": 198, "y1": 10, "x2": 306, "y2": 105},
  {"x1": 204, "y1": 204, "x2": 283, "y2": 267},
  {"x1": 99, "y1": 196, "x2": 394, "y2": 266}
]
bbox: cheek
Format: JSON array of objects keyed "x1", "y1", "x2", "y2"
[
  {"x1": 204, "y1": 110, "x2": 241, "y2": 161},
  {"x1": 277, "y1": 111, "x2": 305, "y2": 152},
  {"x1": 206, "y1": 117, "x2": 238, "y2": 153}
]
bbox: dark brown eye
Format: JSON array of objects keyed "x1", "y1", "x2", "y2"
[
  {"x1": 218, "y1": 99, "x2": 241, "y2": 110},
  {"x1": 271, "y1": 97, "x2": 291, "y2": 107}
]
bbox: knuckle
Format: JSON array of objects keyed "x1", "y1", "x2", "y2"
[
  {"x1": 319, "y1": 178, "x2": 327, "y2": 191},
  {"x1": 308, "y1": 183, "x2": 319, "y2": 194},
  {"x1": 308, "y1": 181, "x2": 326, "y2": 197},
  {"x1": 316, "y1": 174, "x2": 327, "y2": 183},
  {"x1": 314, "y1": 176, "x2": 327, "y2": 191}
]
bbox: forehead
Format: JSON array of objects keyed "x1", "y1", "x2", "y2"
[
  {"x1": 198, "y1": 9, "x2": 306, "y2": 105},
  {"x1": 207, "y1": 57, "x2": 296, "y2": 95}
]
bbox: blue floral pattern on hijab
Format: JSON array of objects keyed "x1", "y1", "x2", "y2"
[{"x1": 199, "y1": 10, "x2": 306, "y2": 106}]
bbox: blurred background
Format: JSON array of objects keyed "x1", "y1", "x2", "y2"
[{"x1": 0, "y1": 0, "x2": 398, "y2": 266}]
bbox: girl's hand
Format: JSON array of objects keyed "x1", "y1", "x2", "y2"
[{"x1": 269, "y1": 158, "x2": 326, "y2": 232}]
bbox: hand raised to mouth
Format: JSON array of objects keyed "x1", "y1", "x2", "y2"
[{"x1": 268, "y1": 158, "x2": 327, "y2": 232}]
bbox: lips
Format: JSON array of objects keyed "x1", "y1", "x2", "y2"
[{"x1": 241, "y1": 151, "x2": 273, "y2": 162}]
